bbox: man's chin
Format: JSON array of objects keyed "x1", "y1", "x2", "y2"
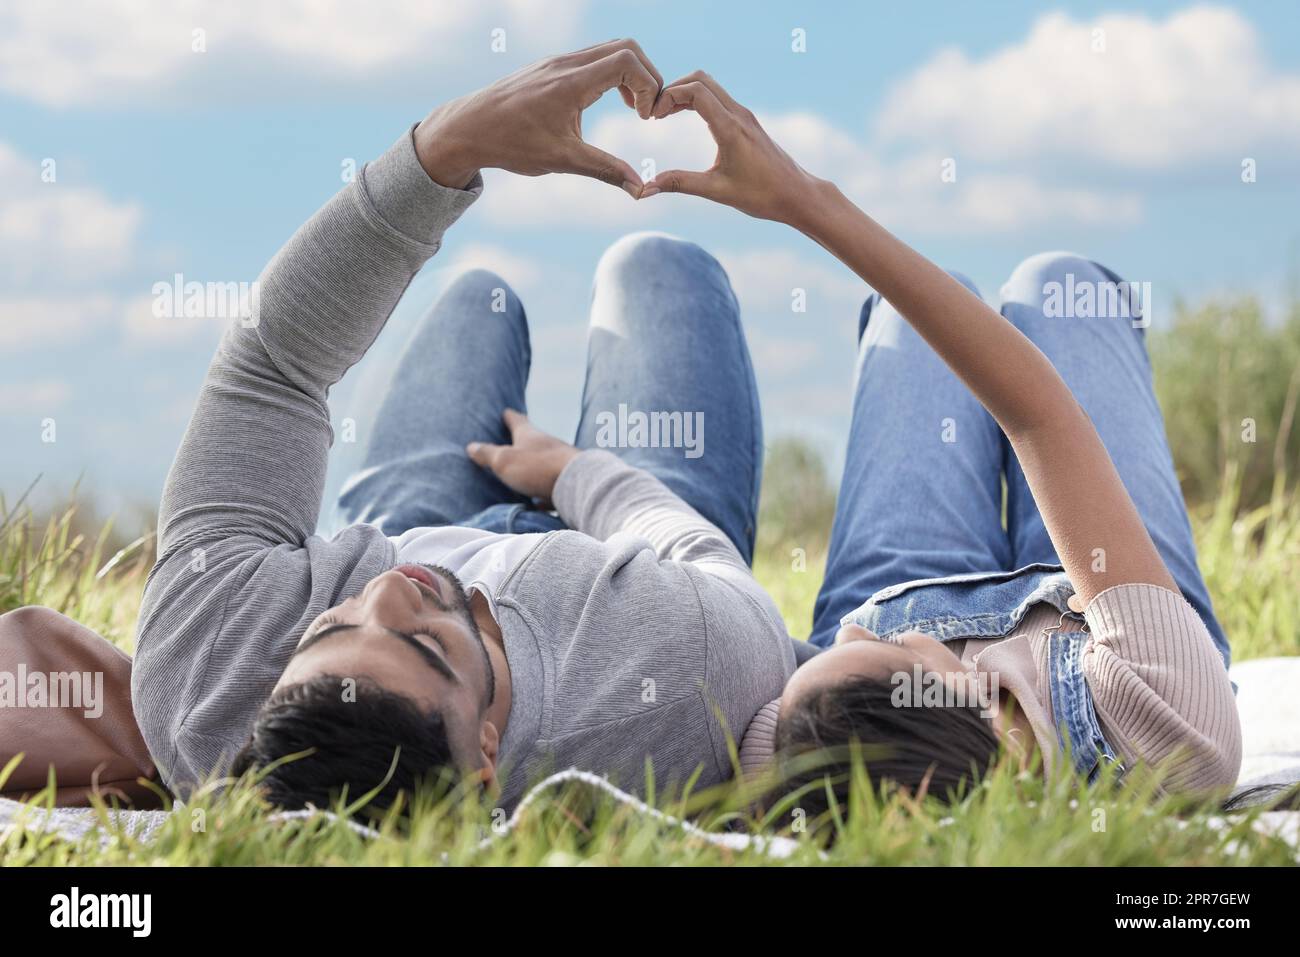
[{"x1": 415, "y1": 562, "x2": 474, "y2": 614}]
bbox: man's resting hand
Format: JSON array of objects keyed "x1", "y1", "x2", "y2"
[{"x1": 467, "y1": 409, "x2": 580, "y2": 506}]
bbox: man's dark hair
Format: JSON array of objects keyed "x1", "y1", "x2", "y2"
[
  {"x1": 230, "y1": 674, "x2": 456, "y2": 814},
  {"x1": 773, "y1": 676, "x2": 1000, "y2": 828}
]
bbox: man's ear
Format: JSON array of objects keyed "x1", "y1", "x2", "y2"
[{"x1": 476, "y1": 721, "x2": 501, "y2": 786}]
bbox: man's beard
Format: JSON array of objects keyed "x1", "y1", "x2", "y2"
[{"x1": 417, "y1": 563, "x2": 496, "y2": 707}]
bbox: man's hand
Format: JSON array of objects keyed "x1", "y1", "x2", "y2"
[
  {"x1": 640, "y1": 71, "x2": 823, "y2": 227},
  {"x1": 467, "y1": 409, "x2": 580, "y2": 505},
  {"x1": 414, "y1": 39, "x2": 662, "y2": 196}
]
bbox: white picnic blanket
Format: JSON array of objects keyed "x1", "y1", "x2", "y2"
[
  {"x1": 0, "y1": 767, "x2": 801, "y2": 860},
  {"x1": 1231, "y1": 656, "x2": 1300, "y2": 792},
  {"x1": 3, "y1": 657, "x2": 1297, "y2": 860}
]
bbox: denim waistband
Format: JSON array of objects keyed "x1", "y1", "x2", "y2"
[
  {"x1": 461, "y1": 503, "x2": 568, "y2": 535},
  {"x1": 845, "y1": 563, "x2": 1078, "y2": 641}
]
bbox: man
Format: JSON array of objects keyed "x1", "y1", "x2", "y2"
[{"x1": 130, "y1": 41, "x2": 795, "y2": 812}]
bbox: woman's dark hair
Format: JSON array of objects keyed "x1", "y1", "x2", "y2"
[
  {"x1": 230, "y1": 674, "x2": 456, "y2": 815},
  {"x1": 772, "y1": 676, "x2": 1000, "y2": 827}
]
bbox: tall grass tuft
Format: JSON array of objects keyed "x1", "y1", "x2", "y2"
[{"x1": 0, "y1": 488, "x2": 151, "y2": 652}]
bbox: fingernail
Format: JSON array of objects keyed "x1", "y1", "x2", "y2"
[
  {"x1": 639, "y1": 185, "x2": 660, "y2": 199},
  {"x1": 467, "y1": 442, "x2": 481, "y2": 455}
]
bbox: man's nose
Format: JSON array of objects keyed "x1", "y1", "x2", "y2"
[{"x1": 360, "y1": 570, "x2": 423, "y2": 613}]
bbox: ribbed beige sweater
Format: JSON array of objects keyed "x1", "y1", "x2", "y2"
[{"x1": 741, "y1": 583, "x2": 1242, "y2": 793}]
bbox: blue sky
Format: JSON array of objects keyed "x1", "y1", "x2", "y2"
[{"x1": 2, "y1": 0, "x2": 1299, "y2": 514}]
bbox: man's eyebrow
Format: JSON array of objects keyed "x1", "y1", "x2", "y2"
[
  {"x1": 297, "y1": 622, "x2": 359, "y2": 653},
  {"x1": 295, "y1": 623, "x2": 458, "y2": 684}
]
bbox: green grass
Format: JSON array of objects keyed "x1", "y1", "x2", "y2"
[
  {"x1": 0, "y1": 488, "x2": 152, "y2": 653},
  {"x1": 2, "y1": 469, "x2": 1296, "y2": 866},
  {"x1": 4, "y1": 758, "x2": 1297, "y2": 866}
]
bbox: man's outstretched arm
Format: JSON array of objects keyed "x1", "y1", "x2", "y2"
[
  {"x1": 153, "y1": 128, "x2": 480, "y2": 565},
  {"x1": 134, "y1": 44, "x2": 665, "y2": 786},
  {"x1": 155, "y1": 41, "x2": 665, "y2": 563}
]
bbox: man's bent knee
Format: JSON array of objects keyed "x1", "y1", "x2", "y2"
[
  {"x1": 594, "y1": 231, "x2": 724, "y2": 290},
  {"x1": 442, "y1": 267, "x2": 522, "y2": 314}
]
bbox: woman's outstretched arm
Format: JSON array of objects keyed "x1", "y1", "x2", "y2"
[{"x1": 643, "y1": 72, "x2": 1176, "y2": 605}]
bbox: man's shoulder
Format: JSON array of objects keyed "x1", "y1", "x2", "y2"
[{"x1": 132, "y1": 523, "x2": 395, "y2": 793}]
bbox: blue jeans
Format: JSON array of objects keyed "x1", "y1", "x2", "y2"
[
  {"x1": 336, "y1": 232, "x2": 764, "y2": 562},
  {"x1": 810, "y1": 252, "x2": 1229, "y2": 666}
]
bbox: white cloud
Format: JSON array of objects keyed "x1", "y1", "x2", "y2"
[
  {"x1": 875, "y1": 4, "x2": 1300, "y2": 168},
  {"x1": 0, "y1": 140, "x2": 149, "y2": 351},
  {"x1": 2, "y1": 289, "x2": 235, "y2": 352},
  {"x1": 0, "y1": 294, "x2": 118, "y2": 349},
  {"x1": 0, "y1": 140, "x2": 225, "y2": 353},
  {"x1": 747, "y1": 331, "x2": 823, "y2": 378},
  {"x1": 0, "y1": 378, "x2": 72, "y2": 413},
  {"x1": 767, "y1": 383, "x2": 853, "y2": 420},
  {"x1": 0, "y1": 0, "x2": 588, "y2": 107},
  {"x1": 868, "y1": 162, "x2": 1142, "y2": 233},
  {"x1": 120, "y1": 293, "x2": 228, "y2": 347},
  {"x1": 760, "y1": 113, "x2": 1142, "y2": 233},
  {"x1": 0, "y1": 143, "x2": 142, "y2": 284},
  {"x1": 716, "y1": 247, "x2": 866, "y2": 320}
]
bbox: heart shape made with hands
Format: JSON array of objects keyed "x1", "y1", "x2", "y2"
[
  {"x1": 583, "y1": 64, "x2": 732, "y2": 200},
  {"x1": 581, "y1": 104, "x2": 716, "y2": 196},
  {"x1": 426, "y1": 43, "x2": 798, "y2": 222},
  {"x1": 637, "y1": 71, "x2": 808, "y2": 225},
  {"x1": 592, "y1": 65, "x2": 797, "y2": 225},
  {"x1": 534, "y1": 46, "x2": 736, "y2": 200}
]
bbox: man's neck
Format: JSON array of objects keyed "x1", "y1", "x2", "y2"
[{"x1": 471, "y1": 589, "x2": 512, "y2": 735}]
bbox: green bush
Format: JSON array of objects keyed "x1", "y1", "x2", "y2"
[{"x1": 1151, "y1": 295, "x2": 1300, "y2": 510}]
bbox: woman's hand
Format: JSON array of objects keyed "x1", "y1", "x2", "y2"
[
  {"x1": 467, "y1": 410, "x2": 580, "y2": 505},
  {"x1": 414, "y1": 39, "x2": 663, "y2": 196},
  {"x1": 640, "y1": 71, "x2": 824, "y2": 226}
]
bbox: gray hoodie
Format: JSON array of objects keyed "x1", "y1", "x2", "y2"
[{"x1": 130, "y1": 127, "x2": 795, "y2": 807}]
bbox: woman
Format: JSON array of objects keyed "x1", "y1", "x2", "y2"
[{"x1": 637, "y1": 72, "x2": 1241, "y2": 811}]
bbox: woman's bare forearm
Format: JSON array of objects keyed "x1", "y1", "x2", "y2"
[{"x1": 794, "y1": 181, "x2": 1177, "y2": 599}]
